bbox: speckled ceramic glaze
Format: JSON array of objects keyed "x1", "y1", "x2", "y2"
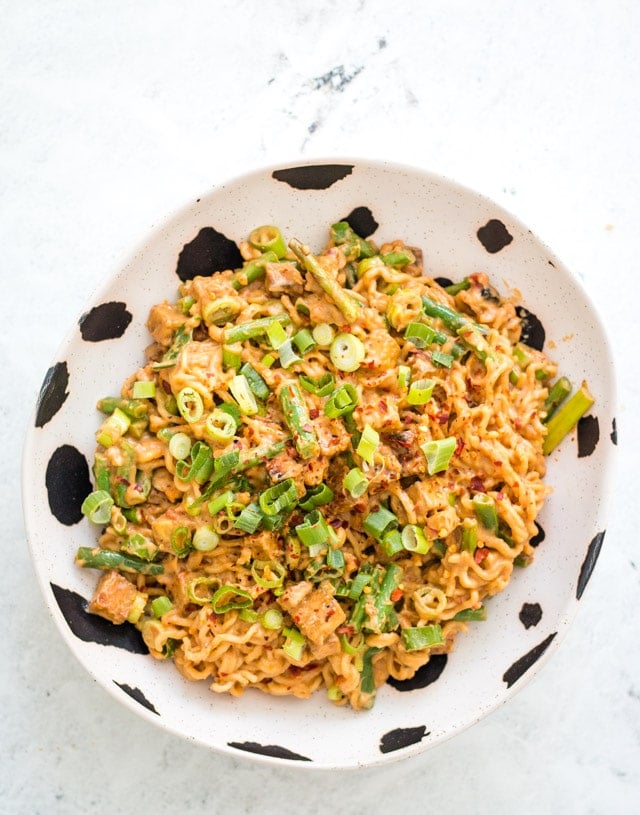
[{"x1": 22, "y1": 160, "x2": 616, "y2": 769}]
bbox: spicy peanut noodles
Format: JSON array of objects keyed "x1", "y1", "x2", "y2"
[{"x1": 77, "y1": 222, "x2": 593, "y2": 710}]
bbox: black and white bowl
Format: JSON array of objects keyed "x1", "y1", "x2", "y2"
[{"x1": 22, "y1": 159, "x2": 616, "y2": 768}]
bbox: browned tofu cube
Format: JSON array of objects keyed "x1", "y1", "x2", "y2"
[
  {"x1": 88, "y1": 570, "x2": 141, "y2": 624},
  {"x1": 278, "y1": 581, "x2": 346, "y2": 644}
]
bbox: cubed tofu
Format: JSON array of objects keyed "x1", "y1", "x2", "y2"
[
  {"x1": 88, "y1": 570, "x2": 142, "y2": 624},
  {"x1": 278, "y1": 581, "x2": 346, "y2": 644}
]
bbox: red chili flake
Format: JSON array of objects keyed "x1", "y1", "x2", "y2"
[
  {"x1": 309, "y1": 408, "x2": 320, "y2": 419},
  {"x1": 378, "y1": 399, "x2": 387, "y2": 412},
  {"x1": 326, "y1": 608, "x2": 336, "y2": 618},
  {"x1": 337, "y1": 625, "x2": 355, "y2": 635},
  {"x1": 496, "y1": 491, "x2": 505, "y2": 501},
  {"x1": 390, "y1": 588, "x2": 403, "y2": 602},
  {"x1": 208, "y1": 612, "x2": 220, "y2": 623},
  {"x1": 436, "y1": 411, "x2": 450, "y2": 424},
  {"x1": 470, "y1": 475, "x2": 485, "y2": 493},
  {"x1": 293, "y1": 614, "x2": 301, "y2": 624},
  {"x1": 455, "y1": 438, "x2": 465, "y2": 456},
  {"x1": 329, "y1": 518, "x2": 342, "y2": 529},
  {"x1": 162, "y1": 379, "x2": 172, "y2": 394},
  {"x1": 302, "y1": 423, "x2": 313, "y2": 433},
  {"x1": 494, "y1": 461, "x2": 502, "y2": 467},
  {"x1": 474, "y1": 548, "x2": 489, "y2": 564},
  {"x1": 402, "y1": 413, "x2": 417, "y2": 424}
]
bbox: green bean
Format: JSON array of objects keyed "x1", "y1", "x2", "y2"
[
  {"x1": 289, "y1": 238, "x2": 361, "y2": 323},
  {"x1": 75, "y1": 547, "x2": 164, "y2": 575},
  {"x1": 278, "y1": 382, "x2": 320, "y2": 460},
  {"x1": 543, "y1": 384, "x2": 594, "y2": 455},
  {"x1": 224, "y1": 314, "x2": 291, "y2": 345},
  {"x1": 542, "y1": 376, "x2": 572, "y2": 422}
]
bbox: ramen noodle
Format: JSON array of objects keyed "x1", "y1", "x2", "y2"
[{"x1": 76, "y1": 222, "x2": 592, "y2": 710}]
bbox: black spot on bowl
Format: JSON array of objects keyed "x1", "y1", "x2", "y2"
[
  {"x1": 45, "y1": 445, "x2": 92, "y2": 526},
  {"x1": 272, "y1": 164, "x2": 354, "y2": 190},
  {"x1": 341, "y1": 206, "x2": 379, "y2": 238},
  {"x1": 516, "y1": 306, "x2": 546, "y2": 351},
  {"x1": 227, "y1": 741, "x2": 311, "y2": 762},
  {"x1": 503, "y1": 633, "x2": 557, "y2": 688},
  {"x1": 79, "y1": 302, "x2": 132, "y2": 342},
  {"x1": 477, "y1": 219, "x2": 513, "y2": 253},
  {"x1": 387, "y1": 654, "x2": 448, "y2": 692},
  {"x1": 114, "y1": 681, "x2": 159, "y2": 714},
  {"x1": 379, "y1": 725, "x2": 428, "y2": 754},
  {"x1": 577, "y1": 415, "x2": 600, "y2": 458},
  {"x1": 530, "y1": 523, "x2": 545, "y2": 548},
  {"x1": 51, "y1": 583, "x2": 147, "y2": 653},
  {"x1": 176, "y1": 227, "x2": 244, "y2": 282},
  {"x1": 35, "y1": 362, "x2": 69, "y2": 428},
  {"x1": 610, "y1": 418, "x2": 617, "y2": 444},
  {"x1": 519, "y1": 602, "x2": 543, "y2": 629},
  {"x1": 434, "y1": 276, "x2": 454, "y2": 289},
  {"x1": 577, "y1": 531, "x2": 605, "y2": 600}
]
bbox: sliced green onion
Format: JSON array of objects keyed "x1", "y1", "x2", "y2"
[
  {"x1": 205, "y1": 409, "x2": 237, "y2": 443},
  {"x1": 202, "y1": 296, "x2": 242, "y2": 326},
  {"x1": 360, "y1": 646, "x2": 382, "y2": 693},
  {"x1": 326, "y1": 547, "x2": 345, "y2": 571},
  {"x1": 542, "y1": 376, "x2": 573, "y2": 422},
  {"x1": 96, "y1": 407, "x2": 131, "y2": 447},
  {"x1": 327, "y1": 685, "x2": 343, "y2": 702},
  {"x1": 234, "y1": 503, "x2": 263, "y2": 533},
  {"x1": 222, "y1": 345, "x2": 242, "y2": 372},
  {"x1": 217, "y1": 401, "x2": 241, "y2": 428},
  {"x1": 249, "y1": 225, "x2": 287, "y2": 259},
  {"x1": 229, "y1": 374, "x2": 259, "y2": 416},
  {"x1": 299, "y1": 483, "x2": 334, "y2": 510},
  {"x1": 187, "y1": 576, "x2": 219, "y2": 605},
  {"x1": 453, "y1": 606, "x2": 487, "y2": 622},
  {"x1": 278, "y1": 382, "x2": 320, "y2": 460},
  {"x1": 431, "y1": 350, "x2": 454, "y2": 368},
  {"x1": 295, "y1": 509, "x2": 330, "y2": 547},
  {"x1": 282, "y1": 626, "x2": 306, "y2": 660},
  {"x1": 278, "y1": 338, "x2": 303, "y2": 369},
  {"x1": 132, "y1": 381, "x2": 156, "y2": 399},
  {"x1": 259, "y1": 478, "x2": 298, "y2": 516},
  {"x1": 207, "y1": 490, "x2": 234, "y2": 516},
  {"x1": 267, "y1": 319, "x2": 289, "y2": 350},
  {"x1": 239, "y1": 608, "x2": 259, "y2": 623},
  {"x1": 421, "y1": 436, "x2": 457, "y2": 474},
  {"x1": 380, "y1": 249, "x2": 415, "y2": 267},
  {"x1": 397, "y1": 365, "x2": 411, "y2": 389},
  {"x1": 401, "y1": 524, "x2": 430, "y2": 554},
  {"x1": 343, "y1": 467, "x2": 369, "y2": 498},
  {"x1": 177, "y1": 294, "x2": 196, "y2": 313},
  {"x1": 168, "y1": 431, "x2": 192, "y2": 460},
  {"x1": 299, "y1": 372, "x2": 335, "y2": 396},
  {"x1": 127, "y1": 593, "x2": 147, "y2": 624},
  {"x1": 151, "y1": 595, "x2": 174, "y2": 618},
  {"x1": 176, "y1": 387, "x2": 204, "y2": 424},
  {"x1": 324, "y1": 383, "x2": 359, "y2": 418},
  {"x1": 542, "y1": 384, "x2": 594, "y2": 454},
  {"x1": 251, "y1": 559, "x2": 287, "y2": 588},
  {"x1": 192, "y1": 525, "x2": 220, "y2": 552},
  {"x1": 472, "y1": 493, "x2": 498, "y2": 533},
  {"x1": 239, "y1": 362, "x2": 270, "y2": 401},
  {"x1": 171, "y1": 525, "x2": 192, "y2": 556},
  {"x1": 151, "y1": 325, "x2": 191, "y2": 370},
  {"x1": 224, "y1": 313, "x2": 291, "y2": 345},
  {"x1": 292, "y1": 328, "x2": 316, "y2": 355},
  {"x1": 261, "y1": 608, "x2": 284, "y2": 630},
  {"x1": 461, "y1": 518, "x2": 479, "y2": 553},
  {"x1": 356, "y1": 424, "x2": 379, "y2": 464},
  {"x1": 211, "y1": 585, "x2": 253, "y2": 613},
  {"x1": 261, "y1": 353, "x2": 277, "y2": 368},
  {"x1": 401, "y1": 624, "x2": 444, "y2": 651},
  {"x1": 232, "y1": 252, "x2": 278, "y2": 291},
  {"x1": 380, "y1": 528, "x2": 404, "y2": 557},
  {"x1": 364, "y1": 506, "x2": 398, "y2": 541},
  {"x1": 348, "y1": 572, "x2": 373, "y2": 600},
  {"x1": 330, "y1": 332, "x2": 365, "y2": 372},
  {"x1": 312, "y1": 323, "x2": 335, "y2": 348},
  {"x1": 404, "y1": 322, "x2": 443, "y2": 349},
  {"x1": 81, "y1": 490, "x2": 114, "y2": 525},
  {"x1": 407, "y1": 378, "x2": 436, "y2": 405}
]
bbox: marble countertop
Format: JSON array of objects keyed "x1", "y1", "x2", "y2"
[{"x1": 3, "y1": 1, "x2": 639, "y2": 812}]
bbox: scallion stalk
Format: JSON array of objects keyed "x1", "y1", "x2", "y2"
[{"x1": 421, "y1": 436, "x2": 457, "y2": 474}]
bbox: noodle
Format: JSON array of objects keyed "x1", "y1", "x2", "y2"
[{"x1": 77, "y1": 222, "x2": 563, "y2": 711}]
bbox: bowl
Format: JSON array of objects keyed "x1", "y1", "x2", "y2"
[{"x1": 22, "y1": 159, "x2": 616, "y2": 768}]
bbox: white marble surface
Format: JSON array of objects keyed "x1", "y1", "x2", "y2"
[{"x1": 3, "y1": 1, "x2": 639, "y2": 812}]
